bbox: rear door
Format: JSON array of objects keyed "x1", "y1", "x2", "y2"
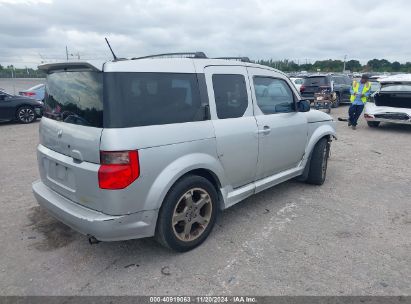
[
  {"x1": 247, "y1": 67, "x2": 308, "y2": 180},
  {"x1": 38, "y1": 70, "x2": 104, "y2": 211},
  {"x1": 204, "y1": 66, "x2": 258, "y2": 189},
  {"x1": 0, "y1": 93, "x2": 15, "y2": 120}
]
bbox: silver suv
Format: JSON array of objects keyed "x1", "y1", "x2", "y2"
[{"x1": 32, "y1": 53, "x2": 336, "y2": 252}]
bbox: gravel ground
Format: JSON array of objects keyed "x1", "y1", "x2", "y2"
[{"x1": 0, "y1": 98, "x2": 410, "y2": 296}]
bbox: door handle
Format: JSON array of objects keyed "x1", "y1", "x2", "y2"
[{"x1": 257, "y1": 126, "x2": 271, "y2": 135}]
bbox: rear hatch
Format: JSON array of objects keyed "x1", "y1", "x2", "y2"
[
  {"x1": 300, "y1": 76, "x2": 329, "y2": 99},
  {"x1": 37, "y1": 64, "x2": 104, "y2": 211},
  {"x1": 374, "y1": 83, "x2": 411, "y2": 109}
]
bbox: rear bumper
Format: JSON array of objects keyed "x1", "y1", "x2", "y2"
[
  {"x1": 32, "y1": 180, "x2": 158, "y2": 241},
  {"x1": 364, "y1": 115, "x2": 411, "y2": 125}
]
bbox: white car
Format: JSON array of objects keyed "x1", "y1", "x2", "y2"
[
  {"x1": 290, "y1": 77, "x2": 304, "y2": 91},
  {"x1": 364, "y1": 74, "x2": 411, "y2": 127}
]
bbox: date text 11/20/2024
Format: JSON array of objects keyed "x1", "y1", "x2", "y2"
[{"x1": 149, "y1": 296, "x2": 257, "y2": 303}]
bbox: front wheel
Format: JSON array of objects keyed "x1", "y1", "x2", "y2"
[
  {"x1": 367, "y1": 121, "x2": 380, "y2": 128},
  {"x1": 155, "y1": 175, "x2": 219, "y2": 252},
  {"x1": 306, "y1": 138, "x2": 330, "y2": 185},
  {"x1": 16, "y1": 106, "x2": 36, "y2": 124}
]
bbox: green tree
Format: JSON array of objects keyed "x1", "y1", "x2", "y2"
[
  {"x1": 345, "y1": 60, "x2": 362, "y2": 72},
  {"x1": 391, "y1": 61, "x2": 401, "y2": 72}
]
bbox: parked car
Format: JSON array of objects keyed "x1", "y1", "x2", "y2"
[
  {"x1": 364, "y1": 74, "x2": 411, "y2": 127},
  {"x1": 290, "y1": 77, "x2": 304, "y2": 91},
  {"x1": 0, "y1": 89, "x2": 43, "y2": 123},
  {"x1": 32, "y1": 54, "x2": 336, "y2": 252},
  {"x1": 300, "y1": 74, "x2": 352, "y2": 107},
  {"x1": 19, "y1": 84, "x2": 45, "y2": 101}
]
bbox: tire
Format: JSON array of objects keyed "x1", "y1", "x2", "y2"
[
  {"x1": 155, "y1": 175, "x2": 219, "y2": 252},
  {"x1": 306, "y1": 138, "x2": 330, "y2": 185},
  {"x1": 16, "y1": 106, "x2": 36, "y2": 124},
  {"x1": 331, "y1": 93, "x2": 340, "y2": 108},
  {"x1": 326, "y1": 104, "x2": 331, "y2": 114},
  {"x1": 367, "y1": 121, "x2": 380, "y2": 128}
]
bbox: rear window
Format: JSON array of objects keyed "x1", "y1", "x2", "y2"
[
  {"x1": 28, "y1": 84, "x2": 45, "y2": 91},
  {"x1": 44, "y1": 71, "x2": 103, "y2": 127},
  {"x1": 381, "y1": 84, "x2": 411, "y2": 92},
  {"x1": 303, "y1": 77, "x2": 328, "y2": 86},
  {"x1": 104, "y1": 73, "x2": 205, "y2": 128}
]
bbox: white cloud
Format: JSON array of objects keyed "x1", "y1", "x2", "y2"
[{"x1": 1, "y1": 0, "x2": 410, "y2": 68}]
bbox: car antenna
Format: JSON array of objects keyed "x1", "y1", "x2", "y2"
[{"x1": 105, "y1": 37, "x2": 118, "y2": 61}]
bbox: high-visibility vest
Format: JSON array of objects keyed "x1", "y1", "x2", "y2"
[{"x1": 350, "y1": 81, "x2": 371, "y2": 103}]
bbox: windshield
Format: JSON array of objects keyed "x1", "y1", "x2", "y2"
[{"x1": 44, "y1": 71, "x2": 103, "y2": 127}]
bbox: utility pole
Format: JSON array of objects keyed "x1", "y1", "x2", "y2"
[
  {"x1": 66, "y1": 46, "x2": 69, "y2": 61},
  {"x1": 343, "y1": 54, "x2": 347, "y2": 73}
]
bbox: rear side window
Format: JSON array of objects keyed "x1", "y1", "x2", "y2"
[
  {"x1": 104, "y1": 73, "x2": 205, "y2": 128},
  {"x1": 44, "y1": 71, "x2": 103, "y2": 127},
  {"x1": 253, "y1": 77, "x2": 295, "y2": 114},
  {"x1": 212, "y1": 74, "x2": 248, "y2": 119},
  {"x1": 303, "y1": 77, "x2": 327, "y2": 86}
]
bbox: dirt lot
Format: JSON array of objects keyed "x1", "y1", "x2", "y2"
[{"x1": 0, "y1": 102, "x2": 410, "y2": 296}]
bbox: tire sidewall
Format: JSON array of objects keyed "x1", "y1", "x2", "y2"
[
  {"x1": 156, "y1": 176, "x2": 219, "y2": 252},
  {"x1": 320, "y1": 142, "x2": 329, "y2": 182}
]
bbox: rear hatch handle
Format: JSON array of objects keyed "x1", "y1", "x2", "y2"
[{"x1": 71, "y1": 150, "x2": 84, "y2": 163}]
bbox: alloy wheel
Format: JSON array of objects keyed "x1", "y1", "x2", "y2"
[
  {"x1": 172, "y1": 188, "x2": 213, "y2": 242},
  {"x1": 18, "y1": 107, "x2": 35, "y2": 123}
]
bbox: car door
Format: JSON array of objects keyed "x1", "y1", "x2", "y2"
[
  {"x1": 247, "y1": 67, "x2": 308, "y2": 180},
  {"x1": 0, "y1": 93, "x2": 15, "y2": 120},
  {"x1": 204, "y1": 65, "x2": 258, "y2": 189}
]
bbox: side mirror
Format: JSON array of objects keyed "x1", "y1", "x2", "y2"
[{"x1": 297, "y1": 99, "x2": 310, "y2": 112}]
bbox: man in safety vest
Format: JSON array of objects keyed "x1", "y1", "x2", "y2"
[{"x1": 348, "y1": 74, "x2": 371, "y2": 129}]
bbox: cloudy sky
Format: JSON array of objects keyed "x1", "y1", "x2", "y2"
[{"x1": 1, "y1": 0, "x2": 410, "y2": 68}]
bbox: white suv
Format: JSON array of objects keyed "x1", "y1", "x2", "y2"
[{"x1": 32, "y1": 52, "x2": 336, "y2": 251}]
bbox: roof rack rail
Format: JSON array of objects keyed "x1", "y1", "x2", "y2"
[
  {"x1": 131, "y1": 52, "x2": 207, "y2": 60},
  {"x1": 214, "y1": 57, "x2": 251, "y2": 62}
]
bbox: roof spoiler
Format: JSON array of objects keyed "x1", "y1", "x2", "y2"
[{"x1": 38, "y1": 61, "x2": 103, "y2": 73}]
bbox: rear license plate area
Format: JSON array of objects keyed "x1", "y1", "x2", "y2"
[{"x1": 42, "y1": 157, "x2": 76, "y2": 192}]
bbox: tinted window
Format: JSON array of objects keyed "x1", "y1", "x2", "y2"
[
  {"x1": 332, "y1": 76, "x2": 343, "y2": 84},
  {"x1": 212, "y1": 74, "x2": 248, "y2": 119},
  {"x1": 253, "y1": 77, "x2": 295, "y2": 114},
  {"x1": 44, "y1": 71, "x2": 103, "y2": 127},
  {"x1": 303, "y1": 76, "x2": 328, "y2": 86},
  {"x1": 104, "y1": 73, "x2": 204, "y2": 128}
]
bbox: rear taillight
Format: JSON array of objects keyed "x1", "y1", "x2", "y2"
[
  {"x1": 300, "y1": 85, "x2": 305, "y2": 92},
  {"x1": 23, "y1": 92, "x2": 35, "y2": 97},
  {"x1": 98, "y1": 151, "x2": 140, "y2": 190}
]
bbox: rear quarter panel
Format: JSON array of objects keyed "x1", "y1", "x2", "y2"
[{"x1": 99, "y1": 121, "x2": 226, "y2": 215}]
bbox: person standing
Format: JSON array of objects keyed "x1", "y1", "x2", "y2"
[{"x1": 348, "y1": 74, "x2": 371, "y2": 129}]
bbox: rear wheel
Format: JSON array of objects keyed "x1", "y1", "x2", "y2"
[
  {"x1": 367, "y1": 121, "x2": 380, "y2": 128},
  {"x1": 331, "y1": 93, "x2": 340, "y2": 108},
  {"x1": 16, "y1": 106, "x2": 36, "y2": 124},
  {"x1": 155, "y1": 175, "x2": 218, "y2": 252},
  {"x1": 306, "y1": 138, "x2": 330, "y2": 185}
]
